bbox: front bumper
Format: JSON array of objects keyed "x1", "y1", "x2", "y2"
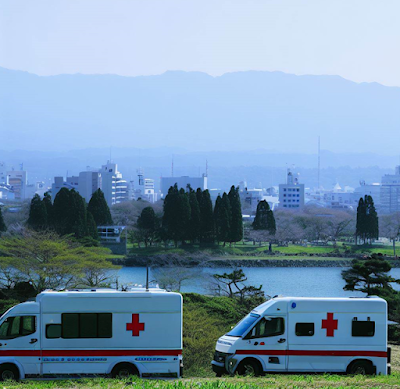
[{"x1": 211, "y1": 360, "x2": 226, "y2": 375}]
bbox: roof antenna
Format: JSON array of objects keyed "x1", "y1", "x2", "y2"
[{"x1": 146, "y1": 266, "x2": 149, "y2": 291}]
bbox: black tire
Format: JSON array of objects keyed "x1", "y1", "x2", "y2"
[
  {"x1": 0, "y1": 364, "x2": 19, "y2": 381},
  {"x1": 237, "y1": 359, "x2": 262, "y2": 376},
  {"x1": 348, "y1": 360, "x2": 374, "y2": 375},
  {"x1": 111, "y1": 363, "x2": 138, "y2": 379}
]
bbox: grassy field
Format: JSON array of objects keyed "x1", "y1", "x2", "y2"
[{"x1": 127, "y1": 242, "x2": 400, "y2": 259}]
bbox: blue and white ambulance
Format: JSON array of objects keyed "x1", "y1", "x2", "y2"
[
  {"x1": 0, "y1": 288, "x2": 182, "y2": 380},
  {"x1": 212, "y1": 296, "x2": 390, "y2": 376}
]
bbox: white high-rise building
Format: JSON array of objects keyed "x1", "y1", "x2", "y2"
[
  {"x1": 100, "y1": 161, "x2": 128, "y2": 206},
  {"x1": 279, "y1": 170, "x2": 305, "y2": 209}
]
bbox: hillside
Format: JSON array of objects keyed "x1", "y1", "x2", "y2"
[{"x1": 1, "y1": 68, "x2": 400, "y2": 154}]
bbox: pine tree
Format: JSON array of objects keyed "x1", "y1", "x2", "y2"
[
  {"x1": 187, "y1": 189, "x2": 201, "y2": 243},
  {"x1": 88, "y1": 189, "x2": 113, "y2": 226},
  {"x1": 0, "y1": 206, "x2": 6, "y2": 235},
  {"x1": 217, "y1": 193, "x2": 231, "y2": 245},
  {"x1": 356, "y1": 197, "x2": 367, "y2": 244},
  {"x1": 342, "y1": 257, "x2": 395, "y2": 295},
  {"x1": 228, "y1": 185, "x2": 243, "y2": 243},
  {"x1": 42, "y1": 192, "x2": 53, "y2": 228},
  {"x1": 53, "y1": 188, "x2": 73, "y2": 236},
  {"x1": 137, "y1": 206, "x2": 159, "y2": 247},
  {"x1": 199, "y1": 189, "x2": 215, "y2": 244},
  {"x1": 69, "y1": 189, "x2": 88, "y2": 239},
  {"x1": 27, "y1": 194, "x2": 48, "y2": 231},
  {"x1": 253, "y1": 200, "x2": 276, "y2": 235},
  {"x1": 213, "y1": 195, "x2": 222, "y2": 243},
  {"x1": 86, "y1": 211, "x2": 98, "y2": 240},
  {"x1": 365, "y1": 195, "x2": 379, "y2": 242},
  {"x1": 162, "y1": 185, "x2": 190, "y2": 246}
]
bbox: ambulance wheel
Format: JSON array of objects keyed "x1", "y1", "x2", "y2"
[
  {"x1": 111, "y1": 363, "x2": 139, "y2": 378},
  {"x1": 347, "y1": 360, "x2": 374, "y2": 375},
  {"x1": 0, "y1": 364, "x2": 19, "y2": 381},
  {"x1": 237, "y1": 359, "x2": 262, "y2": 376}
]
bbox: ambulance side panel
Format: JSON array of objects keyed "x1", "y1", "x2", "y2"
[
  {"x1": 39, "y1": 292, "x2": 182, "y2": 376},
  {"x1": 287, "y1": 299, "x2": 387, "y2": 374}
]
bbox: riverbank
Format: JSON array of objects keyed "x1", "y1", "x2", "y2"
[{"x1": 116, "y1": 255, "x2": 400, "y2": 268}]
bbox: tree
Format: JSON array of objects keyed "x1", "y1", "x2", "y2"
[
  {"x1": 86, "y1": 211, "x2": 99, "y2": 240},
  {"x1": 212, "y1": 269, "x2": 265, "y2": 304},
  {"x1": 137, "y1": 207, "x2": 159, "y2": 247},
  {"x1": 342, "y1": 257, "x2": 398, "y2": 295},
  {"x1": 198, "y1": 189, "x2": 215, "y2": 244},
  {"x1": 0, "y1": 231, "x2": 118, "y2": 292},
  {"x1": 252, "y1": 200, "x2": 276, "y2": 235},
  {"x1": 356, "y1": 196, "x2": 379, "y2": 244},
  {"x1": 0, "y1": 206, "x2": 6, "y2": 235},
  {"x1": 43, "y1": 192, "x2": 53, "y2": 227},
  {"x1": 228, "y1": 186, "x2": 243, "y2": 244},
  {"x1": 162, "y1": 185, "x2": 190, "y2": 246},
  {"x1": 53, "y1": 188, "x2": 89, "y2": 239},
  {"x1": 187, "y1": 189, "x2": 201, "y2": 243},
  {"x1": 88, "y1": 189, "x2": 113, "y2": 226},
  {"x1": 27, "y1": 194, "x2": 48, "y2": 231},
  {"x1": 214, "y1": 193, "x2": 231, "y2": 245},
  {"x1": 380, "y1": 212, "x2": 400, "y2": 257}
]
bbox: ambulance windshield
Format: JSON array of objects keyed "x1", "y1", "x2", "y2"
[{"x1": 226, "y1": 313, "x2": 260, "y2": 337}]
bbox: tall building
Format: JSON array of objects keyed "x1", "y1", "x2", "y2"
[
  {"x1": 134, "y1": 170, "x2": 157, "y2": 203},
  {"x1": 380, "y1": 166, "x2": 400, "y2": 214},
  {"x1": 160, "y1": 175, "x2": 207, "y2": 197},
  {"x1": 78, "y1": 171, "x2": 102, "y2": 203},
  {"x1": 100, "y1": 161, "x2": 128, "y2": 206},
  {"x1": 0, "y1": 162, "x2": 8, "y2": 185},
  {"x1": 7, "y1": 168, "x2": 28, "y2": 201},
  {"x1": 279, "y1": 170, "x2": 305, "y2": 209},
  {"x1": 51, "y1": 176, "x2": 79, "y2": 201}
]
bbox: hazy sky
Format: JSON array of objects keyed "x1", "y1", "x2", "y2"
[{"x1": 1, "y1": 0, "x2": 399, "y2": 86}]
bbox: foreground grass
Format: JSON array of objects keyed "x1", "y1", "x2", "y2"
[{"x1": 2, "y1": 373, "x2": 400, "y2": 389}]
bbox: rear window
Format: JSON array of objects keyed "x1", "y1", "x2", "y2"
[
  {"x1": 295, "y1": 322, "x2": 314, "y2": 336},
  {"x1": 352, "y1": 320, "x2": 375, "y2": 337}
]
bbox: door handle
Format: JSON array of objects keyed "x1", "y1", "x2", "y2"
[
  {"x1": 277, "y1": 338, "x2": 286, "y2": 343},
  {"x1": 29, "y1": 338, "x2": 38, "y2": 344}
]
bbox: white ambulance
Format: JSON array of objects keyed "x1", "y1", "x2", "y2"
[
  {"x1": 212, "y1": 296, "x2": 390, "y2": 376},
  {"x1": 0, "y1": 288, "x2": 182, "y2": 381}
]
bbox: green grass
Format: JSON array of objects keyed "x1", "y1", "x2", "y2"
[
  {"x1": 127, "y1": 242, "x2": 400, "y2": 259},
  {"x1": 2, "y1": 372, "x2": 400, "y2": 388}
]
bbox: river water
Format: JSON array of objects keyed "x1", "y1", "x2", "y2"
[{"x1": 115, "y1": 267, "x2": 400, "y2": 297}]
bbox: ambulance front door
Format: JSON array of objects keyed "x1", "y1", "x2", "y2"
[
  {"x1": 0, "y1": 314, "x2": 41, "y2": 376},
  {"x1": 243, "y1": 315, "x2": 287, "y2": 371}
]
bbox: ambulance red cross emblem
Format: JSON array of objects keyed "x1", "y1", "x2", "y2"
[
  {"x1": 322, "y1": 312, "x2": 338, "y2": 337},
  {"x1": 126, "y1": 314, "x2": 145, "y2": 336}
]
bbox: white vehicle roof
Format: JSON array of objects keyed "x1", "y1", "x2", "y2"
[{"x1": 252, "y1": 296, "x2": 386, "y2": 316}]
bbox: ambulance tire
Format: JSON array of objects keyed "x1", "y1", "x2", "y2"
[
  {"x1": 347, "y1": 360, "x2": 374, "y2": 375},
  {"x1": 111, "y1": 363, "x2": 139, "y2": 378},
  {"x1": 0, "y1": 364, "x2": 19, "y2": 381},
  {"x1": 237, "y1": 359, "x2": 262, "y2": 376}
]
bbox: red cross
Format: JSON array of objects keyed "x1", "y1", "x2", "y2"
[
  {"x1": 322, "y1": 312, "x2": 338, "y2": 337},
  {"x1": 126, "y1": 314, "x2": 145, "y2": 336}
]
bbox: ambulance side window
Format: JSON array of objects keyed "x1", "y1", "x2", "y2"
[
  {"x1": 295, "y1": 323, "x2": 314, "y2": 336},
  {"x1": 61, "y1": 313, "x2": 112, "y2": 338},
  {"x1": 352, "y1": 321, "x2": 375, "y2": 337},
  {"x1": 0, "y1": 316, "x2": 36, "y2": 339},
  {"x1": 245, "y1": 317, "x2": 285, "y2": 339}
]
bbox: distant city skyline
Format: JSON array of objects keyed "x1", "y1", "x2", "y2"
[{"x1": 1, "y1": 0, "x2": 400, "y2": 86}]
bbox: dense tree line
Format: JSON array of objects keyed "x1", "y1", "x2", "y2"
[
  {"x1": 0, "y1": 206, "x2": 6, "y2": 236},
  {"x1": 133, "y1": 185, "x2": 243, "y2": 247},
  {"x1": 26, "y1": 188, "x2": 113, "y2": 242}
]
